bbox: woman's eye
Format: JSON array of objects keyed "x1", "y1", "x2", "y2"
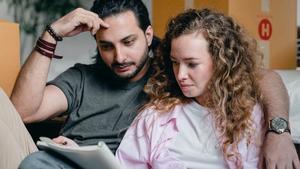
[{"x1": 188, "y1": 63, "x2": 198, "y2": 68}]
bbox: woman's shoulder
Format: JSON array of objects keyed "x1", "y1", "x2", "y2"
[
  {"x1": 133, "y1": 104, "x2": 183, "y2": 128},
  {"x1": 135, "y1": 106, "x2": 160, "y2": 122}
]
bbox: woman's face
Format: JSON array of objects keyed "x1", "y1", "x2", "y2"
[{"x1": 170, "y1": 32, "x2": 214, "y2": 104}]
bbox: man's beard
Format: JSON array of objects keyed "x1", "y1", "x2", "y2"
[{"x1": 111, "y1": 48, "x2": 150, "y2": 80}]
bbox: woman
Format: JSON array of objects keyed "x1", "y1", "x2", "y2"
[{"x1": 116, "y1": 8, "x2": 265, "y2": 169}]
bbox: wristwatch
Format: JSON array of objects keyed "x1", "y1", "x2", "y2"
[{"x1": 268, "y1": 117, "x2": 291, "y2": 134}]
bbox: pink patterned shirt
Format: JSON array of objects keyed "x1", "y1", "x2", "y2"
[{"x1": 116, "y1": 102, "x2": 264, "y2": 169}]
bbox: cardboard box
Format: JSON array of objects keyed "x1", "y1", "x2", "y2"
[
  {"x1": 152, "y1": 0, "x2": 297, "y2": 69},
  {"x1": 0, "y1": 20, "x2": 20, "y2": 96}
]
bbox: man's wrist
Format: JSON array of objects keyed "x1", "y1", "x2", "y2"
[
  {"x1": 267, "y1": 117, "x2": 291, "y2": 135},
  {"x1": 45, "y1": 24, "x2": 63, "y2": 41},
  {"x1": 35, "y1": 32, "x2": 63, "y2": 59},
  {"x1": 266, "y1": 131, "x2": 292, "y2": 139},
  {"x1": 41, "y1": 31, "x2": 57, "y2": 44}
]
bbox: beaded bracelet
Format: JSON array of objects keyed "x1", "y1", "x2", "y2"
[{"x1": 45, "y1": 25, "x2": 63, "y2": 41}]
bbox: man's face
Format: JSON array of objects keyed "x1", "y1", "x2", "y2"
[{"x1": 95, "y1": 11, "x2": 153, "y2": 82}]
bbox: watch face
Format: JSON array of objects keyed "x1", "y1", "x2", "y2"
[{"x1": 271, "y1": 117, "x2": 288, "y2": 134}]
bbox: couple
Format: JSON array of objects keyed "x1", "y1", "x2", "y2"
[
  {"x1": 0, "y1": 0, "x2": 298, "y2": 168},
  {"x1": 46, "y1": 8, "x2": 289, "y2": 168}
]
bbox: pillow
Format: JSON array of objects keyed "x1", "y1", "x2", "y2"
[{"x1": 276, "y1": 70, "x2": 300, "y2": 143}]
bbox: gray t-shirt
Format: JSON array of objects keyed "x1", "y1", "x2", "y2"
[{"x1": 48, "y1": 63, "x2": 149, "y2": 153}]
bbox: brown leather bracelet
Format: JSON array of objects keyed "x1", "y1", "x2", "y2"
[
  {"x1": 35, "y1": 46, "x2": 63, "y2": 59},
  {"x1": 35, "y1": 37, "x2": 63, "y2": 59},
  {"x1": 35, "y1": 46, "x2": 53, "y2": 59},
  {"x1": 37, "y1": 39, "x2": 55, "y2": 52},
  {"x1": 38, "y1": 38, "x2": 56, "y2": 48}
]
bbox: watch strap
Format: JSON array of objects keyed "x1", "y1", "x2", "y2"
[{"x1": 266, "y1": 128, "x2": 291, "y2": 135}]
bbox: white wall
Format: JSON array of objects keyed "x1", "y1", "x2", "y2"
[{"x1": 0, "y1": 1, "x2": 14, "y2": 21}]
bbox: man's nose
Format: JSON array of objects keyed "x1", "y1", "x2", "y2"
[{"x1": 114, "y1": 45, "x2": 126, "y2": 63}]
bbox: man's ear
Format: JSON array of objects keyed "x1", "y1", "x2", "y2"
[{"x1": 145, "y1": 26, "x2": 153, "y2": 47}]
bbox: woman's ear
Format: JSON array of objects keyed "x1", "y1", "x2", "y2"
[{"x1": 145, "y1": 26, "x2": 154, "y2": 47}]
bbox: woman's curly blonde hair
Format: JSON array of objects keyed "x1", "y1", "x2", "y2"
[{"x1": 142, "y1": 8, "x2": 263, "y2": 167}]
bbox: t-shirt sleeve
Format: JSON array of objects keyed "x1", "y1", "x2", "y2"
[{"x1": 47, "y1": 64, "x2": 84, "y2": 114}]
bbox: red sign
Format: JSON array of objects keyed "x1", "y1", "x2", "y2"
[{"x1": 258, "y1": 18, "x2": 272, "y2": 40}]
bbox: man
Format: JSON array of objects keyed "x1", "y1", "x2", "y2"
[{"x1": 2, "y1": 0, "x2": 297, "y2": 168}]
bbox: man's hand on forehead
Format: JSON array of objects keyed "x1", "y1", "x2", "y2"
[{"x1": 50, "y1": 8, "x2": 110, "y2": 38}]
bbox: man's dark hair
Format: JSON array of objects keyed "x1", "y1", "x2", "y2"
[{"x1": 90, "y1": 0, "x2": 150, "y2": 32}]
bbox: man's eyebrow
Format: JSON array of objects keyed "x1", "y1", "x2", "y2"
[
  {"x1": 121, "y1": 34, "x2": 136, "y2": 41},
  {"x1": 98, "y1": 34, "x2": 137, "y2": 44},
  {"x1": 98, "y1": 40, "x2": 112, "y2": 44}
]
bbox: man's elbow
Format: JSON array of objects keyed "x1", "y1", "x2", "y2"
[
  {"x1": 21, "y1": 113, "x2": 45, "y2": 124},
  {"x1": 10, "y1": 97, "x2": 42, "y2": 123},
  {"x1": 13, "y1": 105, "x2": 40, "y2": 124}
]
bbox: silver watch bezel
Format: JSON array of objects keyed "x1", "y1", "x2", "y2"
[{"x1": 269, "y1": 117, "x2": 289, "y2": 134}]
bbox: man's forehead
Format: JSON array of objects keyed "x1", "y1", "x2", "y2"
[{"x1": 96, "y1": 11, "x2": 142, "y2": 42}]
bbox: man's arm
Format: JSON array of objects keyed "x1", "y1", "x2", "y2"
[
  {"x1": 257, "y1": 69, "x2": 300, "y2": 169},
  {"x1": 258, "y1": 69, "x2": 289, "y2": 120},
  {"x1": 10, "y1": 8, "x2": 108, "y2": 123},
  {"x1": 10, "y1": 31, "x2": 68, "y2": 123}
]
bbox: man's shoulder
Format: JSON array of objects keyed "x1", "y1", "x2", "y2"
[
  {"x1": 50, "y1": 63, "x2": 103, "y2": 84},
  {"x1": 68, "y1": 63, "x2": 106, "y2": 77}
]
